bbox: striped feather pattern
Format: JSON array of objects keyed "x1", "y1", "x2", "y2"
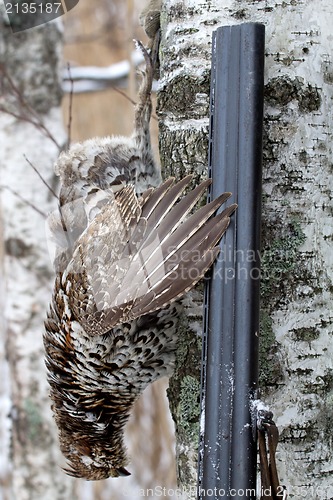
[{"x1": 65, "y1": 176, "x2": 236, "y2": 335}]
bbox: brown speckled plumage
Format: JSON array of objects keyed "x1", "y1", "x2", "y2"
[{"x1": 44, "y1": 42, "x2": 236, "y2": 480}]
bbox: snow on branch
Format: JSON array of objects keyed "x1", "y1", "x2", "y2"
[{"x1": 62, "y1": 49, "x2": 147, "y2": 94}]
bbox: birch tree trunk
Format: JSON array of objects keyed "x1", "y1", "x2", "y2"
[
  {"x1": 0, "y1": 18, "x2": 75, "y2": 500},
  {"x1": 158, "y1": 1, "x2": 333, "y2": 497}
]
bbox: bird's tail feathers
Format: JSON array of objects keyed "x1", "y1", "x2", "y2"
[{"x1": 66, "y1": 176, "x2": 236, "y2": 334}]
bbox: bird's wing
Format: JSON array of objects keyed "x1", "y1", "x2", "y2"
[{"x1": 64, "y1": 176, "x2": 236, "y2": 335}]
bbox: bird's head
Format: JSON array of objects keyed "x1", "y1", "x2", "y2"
[
  {"x1": 64, "y1": 456, "x2": 131, "y2": 480},
  {"x1": 56, "y1": 413, "x2": 131, "y2": 481},
  {"x1": 61, "y1": 437, "x2": 131, "y2": 480}
]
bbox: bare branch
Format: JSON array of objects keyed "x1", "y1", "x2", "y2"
[
  {"x1": 23, "y1": 155, "x2": 58, "y2": 200},
  {"x1": 111, "y1": 86, "x2": 137, "y2": 106},
  {"x1": 0, "y1": 185, "x2": 47, "y2": 218},
  {"x1": 0, "y1": 64, "x2": 62, "y2": 150},
  {"x1": 110, "y1": 87, "x2": 158, "y2": 121},
  {"x1": 66, "y1": 63, "x2": 74, "y2": 149}
]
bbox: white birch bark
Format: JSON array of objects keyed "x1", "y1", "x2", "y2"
[
  {"x1": 159, "y1": 0, "x2": 333, "y2": 497},
  {"x1": 0, "y1": 19, "x2": 75, "y2": 500}
]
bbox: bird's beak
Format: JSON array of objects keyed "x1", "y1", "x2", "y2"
[{"x1": 116, "y1": 467, "x2": 131, "y2": 476}]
